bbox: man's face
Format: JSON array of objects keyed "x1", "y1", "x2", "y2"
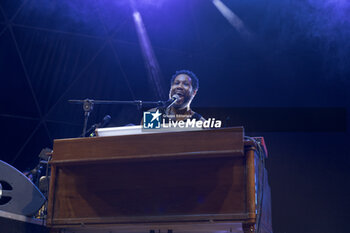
[{"x1": 169, "y1": 74, "x2": 197, "y2": 109}]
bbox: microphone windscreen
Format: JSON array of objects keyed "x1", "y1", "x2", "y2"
[
  {"x1": 101, "y1": 115, "x2": 111, "y2": 127},
  {"x1": 172, "y1": 94, "x2": 180, "y2": 101}
]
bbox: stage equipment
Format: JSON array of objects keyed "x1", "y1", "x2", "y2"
[
  {"x1": 82, "y1": 114, "x2": 111, "y2": 137},
  {"x1": 0, "y1": 160, "x2": 46, "y2": 216},
  {"x1": 31, "y1": 148, "x2": 52, "y2": 187},
  {"x1": 47, "y1": 127, "x2": 272, "y2": 233},
  {"x1": 69, "y1": 98, "x2": 178, "y2": 137},
  {"x1": 163, "y1": 94, "x2": 180, "y2": 109},
  {"x1": 96, "y1": 125, "x2": 202, "y2": 137},
  {"x1": 82, "y1": 99, "x2": 94, "y2": 137},
  {"x1": 0, "y1": 210, "x2": 48, "y2": 233}
]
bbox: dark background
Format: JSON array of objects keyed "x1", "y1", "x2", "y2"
[{"x1": 1, "y1": 0, "x2": 349, "y2": 232}]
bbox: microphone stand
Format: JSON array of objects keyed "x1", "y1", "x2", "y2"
[
  {"x1": 69, "y1": 99, "x2": 165, "y2": 137},
  {"x1": 82, "y1": 99, "x2": 94, "y2": 137},
  {"x1": 83, "y1": 122, "x2": 100, "y2": 137}
]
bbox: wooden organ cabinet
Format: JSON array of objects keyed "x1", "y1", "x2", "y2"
[{"x1": 47, "y1": 127, "x2": 273, "y2": 233}]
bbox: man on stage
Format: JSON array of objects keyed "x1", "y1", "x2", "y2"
[{"x1": 163, "y1": 69, "x2": 205, "y2": 122}]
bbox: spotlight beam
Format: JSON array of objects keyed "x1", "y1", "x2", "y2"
[
  {"x1": 212, "y1": 0, "x2": 252, "y2": 38},
  {"x1": 132, "y1": 8, "x2": 166, "y2": 100}
]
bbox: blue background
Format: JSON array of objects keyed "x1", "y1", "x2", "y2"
[{"x1": 1, "y1": 0, "x2": 349, "y2": 232}]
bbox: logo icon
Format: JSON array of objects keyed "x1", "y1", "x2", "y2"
[{"x1": 143, "y1": 109, "x2": 162, "y2": 129}]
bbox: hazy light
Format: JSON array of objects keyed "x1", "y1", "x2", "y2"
[
  {"x1": 132, "y1": 10, "x2": 166, "y2": 99},
  {"x1": 133, "y1": 11, "x2": 142, "y2": 23},
  {"x1": 212, "y1": 0, "x2": 252, "y2": 38},
  {"x1": 135, "y1": 0, "x2": 167, "y2": 7}
]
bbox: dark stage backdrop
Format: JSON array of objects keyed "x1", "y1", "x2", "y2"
[{"x1": 0, "y1": 0, "x2": 349, "y2": 232}]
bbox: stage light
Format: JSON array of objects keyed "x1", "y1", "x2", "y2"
[
  {"x1": 133, "y1": 11, "x2": 141, "y2": 23},
  {"x1": 132, "y1": 10, "x2": 166, "y2": 99},
  {"x1": 133, "y1": 0, "x2": 167, "y2": 7},
  {"x1": 212, "y1": 0, "x2": 251, "y2": 38}
]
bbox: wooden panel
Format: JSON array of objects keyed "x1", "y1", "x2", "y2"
[
  {"x1": 51, "y1": 127, "x2": 244, "y2": 164},
  {"x1": 47, "y1": 127, "x2": 274, "y2": 233},
  {"x1": 55, "y1": 222, "x2": 244, "y2": 233},
  {"x1": 245, "y1": 147, "x2": 257, "y2": 221},
  {"x1": 51, "y1": 156, "x2": 246, "y2": 225},
  {"x1": 47, "y1": 165, "x2": 56, "y2": 226}
]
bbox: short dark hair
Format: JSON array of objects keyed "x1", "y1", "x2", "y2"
[{"x1": 171, "y1": 70, "x2": 199, "y2": 90}]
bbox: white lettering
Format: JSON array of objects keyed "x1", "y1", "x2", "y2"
[
  {"x1": 162, "y1": 119, "x2": 168, "y2": 127},
  {"x1": 215, "y1": 120, "x2": 222, "y2": 128},
  {"x1": 203, "y1": 119, "x2": 210, "y2": 128},
  {"x1": 144, "y1": 122, "x2": 153, "y2": 128},
  {"x1": 170, "y1": 120, "x2": 178, "y2": 127},
  {"x1": 196, "y1": 120, "x2": 203, "y2": 128},
  {"x1": 186, "y1": 119, "x2": 196, "y2": 127},
  {"x1": 160, "y1": 118, "x2": 222, "y2": 129},
  {"x1": 178, "y1": 121, "x2": 184, "y2": 127}
]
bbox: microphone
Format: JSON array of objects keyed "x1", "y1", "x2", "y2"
[
  {"x1": 83, "y1": 115, "x2": 111, "y2": 137},
  {"x1": 98, "y1": 115, "x2": 111, "y2": 128},
  {"x1": 162, "y1": 94, "x2": 180, "y2": 109}
]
